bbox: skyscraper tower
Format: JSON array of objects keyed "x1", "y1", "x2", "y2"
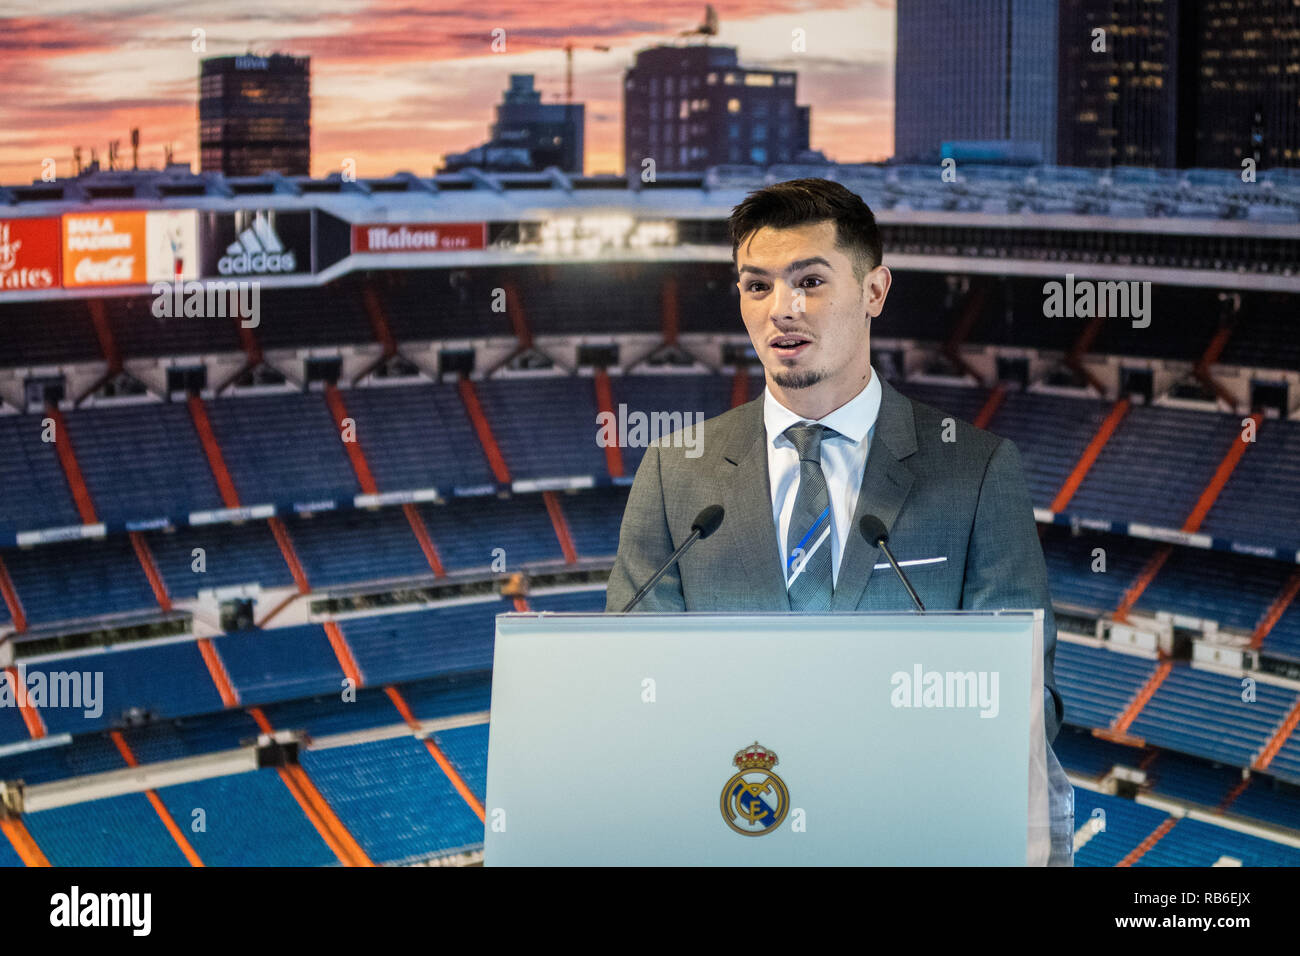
[
  {"x1": 894, "y1": 0, "x2": 1058, "y2": 165},
  {"x1": 199, "y1": 53, "x2": 311, "y2": 176}
]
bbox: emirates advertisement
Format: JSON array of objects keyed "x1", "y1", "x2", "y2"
[
  {"x1": 0, "y1": 217, "x2": 61, "y2": 291},
  {"x1": 62, "y1": 211, "x2": 148, "y2": 287}
]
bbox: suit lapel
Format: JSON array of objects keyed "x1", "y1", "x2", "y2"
[
  {"x1": 716, "y1": 397, "x2": 790, "y2": 610},
  {"x1": 831, "y1": 376, "x2": 919, "y2": 610}
]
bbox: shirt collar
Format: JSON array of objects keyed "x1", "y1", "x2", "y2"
[{"x1": 763, "y1": 365, "x2": 883, "y2": 448}]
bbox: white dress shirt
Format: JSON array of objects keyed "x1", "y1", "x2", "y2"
[{"x1": 764, "y1": 366, "x2": 883, "y2": 587}]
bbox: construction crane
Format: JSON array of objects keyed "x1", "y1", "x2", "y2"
[
  {"x1": 560, "y1": 40, "x2": 611, "y2": 104},
  {"x1": 679, "y1": 4, "x2": 719, "y2": 41}
]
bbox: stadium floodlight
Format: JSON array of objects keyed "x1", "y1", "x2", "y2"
[{"x1": 538, "y1": 213, "x2": 641, "y2": 256}]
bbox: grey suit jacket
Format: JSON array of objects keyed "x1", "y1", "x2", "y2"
[{"x1": 605, "y1": 375, "x2": 1075, "y2": 863}]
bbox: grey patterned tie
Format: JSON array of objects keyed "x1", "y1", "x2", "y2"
[{"x1": 784, "y1": 423, "x2": 837, "y2": 611}]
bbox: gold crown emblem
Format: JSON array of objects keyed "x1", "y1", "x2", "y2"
[{"x1": 733, "y1": 741, "x2": 778, "y2": 771}]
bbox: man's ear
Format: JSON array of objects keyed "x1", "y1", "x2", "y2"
[{"x1": 866, "y1": 265, "x2": 892, "y2": 318}]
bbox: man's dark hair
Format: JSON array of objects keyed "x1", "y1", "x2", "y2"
[{"x1": 728, "y1": 178, "x2": 882, "y2": 284}]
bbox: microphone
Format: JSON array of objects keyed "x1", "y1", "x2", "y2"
[
  {"x1": 621, "y1": 505, "x2": 724, "y2": 612},
  {"x1": 859, "y1": 514, "x2": 925, "y2": 612}
]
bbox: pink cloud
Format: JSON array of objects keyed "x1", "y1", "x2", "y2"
[{"x1": 0, "y1": 1, "x2": 895, "y2": 182}]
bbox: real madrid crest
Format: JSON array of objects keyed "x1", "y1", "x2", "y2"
[{"x1": 720, "y1": 741, "x2": 789, "y2": 836}]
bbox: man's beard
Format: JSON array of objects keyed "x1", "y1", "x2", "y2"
[{"x1": 770, "y1": 366, "x2": 825, "y2": 390}]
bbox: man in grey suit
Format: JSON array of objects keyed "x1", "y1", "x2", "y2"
[{"x1": 604, "y1": 178, "x2": 1074, "y2": 865}]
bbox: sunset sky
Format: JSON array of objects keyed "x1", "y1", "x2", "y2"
[{"x1": 0, "y1": 0, "x2": 896, "y2": 185}]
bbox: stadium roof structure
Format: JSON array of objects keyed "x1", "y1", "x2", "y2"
[
  {"x1": 3, "y1": 161, "x2": 1300, "y2": 226},
  {"x1": 4, "y1": 161, "x2": 1298, "y2": 300}
]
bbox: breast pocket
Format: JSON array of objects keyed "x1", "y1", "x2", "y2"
[
  {"x1": 867, "y1": 555, "x2": 952, "y2": 609},
  {"x1": 872, "y1": 556, "x2": 948, "y2": 571}
]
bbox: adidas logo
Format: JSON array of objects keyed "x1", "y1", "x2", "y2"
[{"x1": 217, "y1": 216, "x2": 297, "y2": 275}]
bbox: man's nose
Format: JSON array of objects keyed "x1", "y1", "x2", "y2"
[{"x1": 767, "y1": 281, "x2": 801, "y2": 323}]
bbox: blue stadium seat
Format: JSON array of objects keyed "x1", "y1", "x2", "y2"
[
  {"x1": 202, "y1": 392, "x2": 358, "y2": 509},
  {"x1": 1042, "y1": 527, "x2": 1159, "y2": 613},
  {"x1": 1072, "y1": 787, "x2": 1171, "y2": 867},
  {"x1": 212, "y1": 624, "x2": 344, "y2": 706},
  {"x1": 1143, "y1": 749, "x2": 1239, "y2": 808},
  {"x1": 1128, "y1": 665, "x2": 1299, "y2": 767},
  {"x1": 983, "y1": 391, "x2": 1111, "y2": 510},
  {"x1": 1133, "y1": 546, "x2": 1291, "y2": 632},
  {"x1": 1268, "y1": 730, "x2": 1300, "y2": 784},
  {"x1": 395, "y1": 673, "x2": 493, "y2": 722},
  {"x1": 24, "y1": 791, "x2": 191, "y2": 866},
  {"x1": 1134, "y1": 817, "x2": 1300, "y2": 867},
  {"x1": 0, "y1": 412, "x2": 81, "y2": 537},
  {"x1": 1055, "y1": 641, "x2": 1158, "y2": 731},
  {"x1": 258, "y1": 686, "x2": 405, "y2": 738},
  {"x1": 416, "y1": 495, "x2": 562, "y2": 570},
  {"x1": 431, "y1": 723, "x2": 489, "y2": 801},
  {"x1": 61, "y1": 401, "x2": 223, "y2": 527},
  {"x1": 3, "y1": 535, "x2": 157, "y2": 627},
  {"x1": 0, "y1": 693, "x2": 30, "y2": 747},
  {"x1": 1199, "y1": 417, "x2": 1300, "y2": 556},
  {"x1": 1264, "y1": 602, "x2": 1300, "y2": 663},
  {"x1": 147, "y1": 521, "x2": 294, "y2": 598},
  {"x1": 338, "y1": 599, "x2": 506, "y2": 687},
  {"x1": 472, "y1": 377, "x2": 607, "y2": 482},
  {"x1": 1068, "y1": 405, "x2": 1245, "y2": 529},
  {"x1": 155, "y1": 769, "x2": 338, "y2": 866},
  {"x1": 555, "y1": 487, "x2": 629, "y2": 559},
  {"x1": 300, "y1": 736, "x2": 483, "y2": 864},
  {"x1": 608, "y1": 374, "x2": 733, "y2": 474},
  {"x1": 1050, "y1": 724, "x2": 1148, "y2": 778},
  {"x1": 119, "y1": 710, "x2": 262, "y2": 765},
  {"x1": 0, "y1": 733, "x2": 126, "y2": 785},
  {"x1": 0, "y1": 830, "x2": 22, "y2": 867},
  {"x1": 30, "y1": 639, "x2": 224, "y2": 735},
  {"x1": 337, "y1": 383, "x2": 495, "y2": 493},
  {"x1": 1227, "y1": 776, "x2": 1300, "y2": 831},
  {"x1": 286, "y1": 508, "x2": 431, "y2": 588}
]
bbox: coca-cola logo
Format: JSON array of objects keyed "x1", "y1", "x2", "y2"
[{"x1": 74, "y1": 255, "x2": 135, "y2": 283}]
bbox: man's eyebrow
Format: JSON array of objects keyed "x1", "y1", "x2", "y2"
[{"x1": 737, "y1": 256, "x2": 834, "y2": 277}]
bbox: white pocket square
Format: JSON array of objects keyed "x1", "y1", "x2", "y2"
[{"x1": 873, "y1": 556, "x2": 947, "y2": 570}]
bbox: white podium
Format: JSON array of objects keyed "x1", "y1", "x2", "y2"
[{"x1": 483, "y1": 610, "x2": 1051, "y2": 865}]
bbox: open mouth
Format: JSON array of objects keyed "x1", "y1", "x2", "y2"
[{"x1": 770, "y1": 334, "x2": 812, "y2": 356}]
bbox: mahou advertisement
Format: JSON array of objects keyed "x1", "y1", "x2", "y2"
[
  {"x1": 352, "y1": 222, "x2": 486, "y2": 253},
  {"x1": 0, "y1": 217, "x2": 61, "y2": 291},
  {"x1": 62, "y1": 211, "x2": 148, "y2": 287}
]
